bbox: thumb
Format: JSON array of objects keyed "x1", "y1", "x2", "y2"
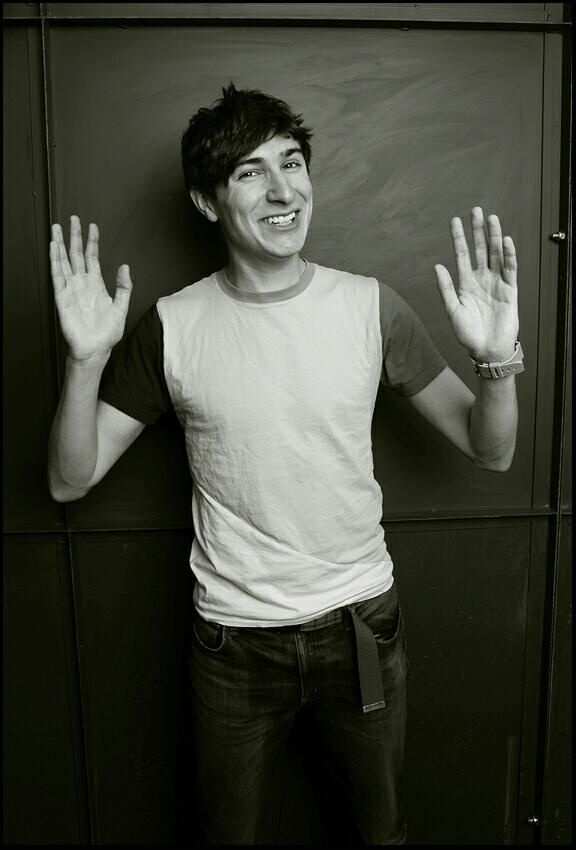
[
  {"x1": 114, "y1": 264, "x2": 133, "y2": 312},
  {"x1": 434, "y1": 264, "x2": 459, "y2": 317}
]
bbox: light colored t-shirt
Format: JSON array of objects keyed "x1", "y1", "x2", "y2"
[{"x1": 100, "y1": 262, "x2": 446, "y2": 626}]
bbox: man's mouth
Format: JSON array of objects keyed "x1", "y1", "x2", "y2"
[{"x1": 261, "y1": 211, "x2": 298, "y2": 227}]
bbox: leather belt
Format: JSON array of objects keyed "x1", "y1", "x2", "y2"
[{"x1": 348, "y1": 607, "x2": 387, "y2": 713}]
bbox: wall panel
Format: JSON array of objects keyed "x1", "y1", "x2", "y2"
[
  {"x1": 71, "y1": 531, "x2": 192, "y2": 845},
  {"x1": 2, "y1": 536, "x2": 89, "y2": 845},
  {"x1": 560, "y1": 288, "x2": 572, "y2": 511},
  {"x1": 3, "y1": 26, "x2": 63, "y2": 532},
  {"x1": 387, "y1": 520, "x2": 533, "y2": 844},
  {"x1": 2, "y1": 4, "x2": 41, "y2": 18},
  {"x1": 541, "y1": 515, "x2": 572, "y2": 844},
  {"x1": 41, "y1": 3, "x2": 560, "y2": 24}
]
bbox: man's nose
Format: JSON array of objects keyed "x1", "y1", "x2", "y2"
[{"x1": 266, "y1": 170, "x2": 295, "y2": 203}]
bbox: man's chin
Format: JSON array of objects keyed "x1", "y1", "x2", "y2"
[{"x1": 262, "y1": 236, "x2": 307, "y2": 260}]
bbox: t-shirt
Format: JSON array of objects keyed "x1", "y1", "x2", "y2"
[{"x1": 100, "y1": 263, "x2": 446, "y2": 626}]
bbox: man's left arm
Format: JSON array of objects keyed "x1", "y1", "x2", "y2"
[
  {"x1": 407, "y1": 206, "x2": 520, "y2": 472},
  {"x1": 408, "y1": 365, "x2": 517, "y2": 471}
]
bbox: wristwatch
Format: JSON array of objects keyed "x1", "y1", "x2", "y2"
[{"x1": 471, "y1": 340, "x2": 525, "y2": 379}]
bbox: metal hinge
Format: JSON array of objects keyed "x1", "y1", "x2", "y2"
[
  {"x1": 550, "y1": 232, "x2": 566, "y2": 242},
  {"x1": 526, "y1": 815, "x2": 541, "y2": 826}
]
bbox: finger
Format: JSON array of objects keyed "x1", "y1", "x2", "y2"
[
  {"x1": 471, "y1": 206, "x2": 488, "y2": 270},
  {"x1": 487, "y1": 214, "x2": 504, "y2": 274},
  {"x1": 85, "y1": 223, "x2": 101, "y2": 275},
  {"x1": 502, "y1": 235, "x2": 518, "y2": 286},
  {"x1": 49, "y1": 241, "x2": 66, "y2": 294},
  {"x1": 434, "y1": 264, "x2": 460, "y2": 317},
  {"x1": 51, "y1": 222, "x2": 64, "y2": 245},
  {"x1": 113, "y1": 264, "x2": 133, "y2": 314},
  {"x1": 57, "y1": 237, "x2": 73, "y2": 279},
  {"x1": 52, "y1": 222, "x2": 73, "y2": 277},
  {"x1": 450, "y1": 217, "x2": 473, "y2": 278},
  {"x1": 69, "y1": 215, "x2": 86, "y2": 275}
]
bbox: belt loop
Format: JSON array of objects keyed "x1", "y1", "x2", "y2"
[{"x1": 348, "y1": 607, "x2": 386, "y2": 713}]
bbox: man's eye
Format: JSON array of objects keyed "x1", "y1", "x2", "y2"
[
  {"x1": 284, "y1": 161, "x2": 301, "y2": 169},
  {"x1": 238, "y1": 170, "x2": 258, "y2": 179}
]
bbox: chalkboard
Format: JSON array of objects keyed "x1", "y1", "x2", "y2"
[{"x1": 47, "y1": 25, "x2": 545, "y2": 525}]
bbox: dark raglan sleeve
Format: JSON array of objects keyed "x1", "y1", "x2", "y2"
[
  {"x1": 98, "y1": 304, "x2": 170, "y2": 424},
  {"x1": 378, "y1": 280, "x2": 447, "y2": 397}
]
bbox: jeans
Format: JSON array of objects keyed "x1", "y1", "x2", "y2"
[{"x1": 187, "y1": 583, "x2": 408, "y2": 845}]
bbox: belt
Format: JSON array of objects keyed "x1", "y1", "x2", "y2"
[
  {"x1": 265, "y1": 599, "x2": 387, "y2": 714},
  {"x1": 348, "y1": 606, "x2": 387, "y2": 713}
]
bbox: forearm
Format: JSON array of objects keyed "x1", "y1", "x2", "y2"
[
  {"x1": 469, "y1": 375, "x2": 518, "y2": 471},
  {"x1": 48, "y1": 354, "x2": 109, "y2": 497}
]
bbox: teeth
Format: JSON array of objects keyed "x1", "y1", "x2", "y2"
[{"x1": 264, "y1": 212, "x2": 296, "y2": 225}]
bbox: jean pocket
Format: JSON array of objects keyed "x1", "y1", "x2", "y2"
[
  {"x1": 359, "y1": 592, "x2": 408, "y2": 687},
  {"x1": 354, "y1": 585, "x2": 401, "y2": 645},
  {"x1": 192, "y1": 616, "x2": 227, "y2": 652}
]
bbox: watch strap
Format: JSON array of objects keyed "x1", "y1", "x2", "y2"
[{"x1": 472, "y1": 341, "x2": 524, "y2": 379}]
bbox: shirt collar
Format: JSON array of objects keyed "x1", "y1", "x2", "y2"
[{"x1": 215, "y1": 261, "x2": 315, "y2": 304}]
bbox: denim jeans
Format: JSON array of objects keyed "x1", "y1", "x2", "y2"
[{"x1": 187, "y1": 583, "x2": 407, "y2": 845}]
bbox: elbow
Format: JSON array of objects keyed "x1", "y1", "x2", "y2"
[
  {"x1": 469, "y1": 433, "x2": 517, "y2": 473},
  {"x1": 472, "y1": 451, "x2": 515, "y2": 473},
  {"x1": 49, "y1": 488, "x2": 81, "y2": 503},
  {"x1": 49, "y1": 485, "x2": 86, "y2": 503},
  {"x1": 48, "y1": 473, "x2": 90, "y2": 503},
  {"x1": 475, "y1": 460, "x2": 512, "y2": 473}
]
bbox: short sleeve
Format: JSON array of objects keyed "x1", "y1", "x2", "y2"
[
  {"x1": 378, "y1": 280, "x2": 447, "y2": 397},
  {"x1": 99, "y1": 304, "x2": 170, "y2": 424}
]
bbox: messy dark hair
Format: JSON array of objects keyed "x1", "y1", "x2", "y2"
[{"x1": 181, "y1": 82, "x2": 313, "y2": 198}]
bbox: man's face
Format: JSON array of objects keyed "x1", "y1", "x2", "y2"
[{"x1": 204, "y1": 134, "x2": 313, "y2": 264}]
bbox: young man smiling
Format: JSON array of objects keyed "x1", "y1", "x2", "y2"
[
  {"x1": 48, "y1": 83, "x2": 522, "y2": 845},
  {"x1": 193, "y1": 135, "x2": 313, "y2": 284}
]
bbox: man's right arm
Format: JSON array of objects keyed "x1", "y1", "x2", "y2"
[
  {"x1": 47, "y1": 215, "x2": 141, "y2": 502},
  {"x1": 48, "y1": 356, "x2": 145, "y2": 502}
]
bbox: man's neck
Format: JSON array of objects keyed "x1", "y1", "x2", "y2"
[{"x1": 225, "y1": 255, "x2": 305, "y2": 294}]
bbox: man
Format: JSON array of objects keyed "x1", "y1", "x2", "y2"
[{"x1": 48, "y1": 83, "x2": 522, "y2": 845}]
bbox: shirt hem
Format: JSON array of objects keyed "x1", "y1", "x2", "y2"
[{"x1": 193, "y1": 573, "x2": 395, "y2": 628}]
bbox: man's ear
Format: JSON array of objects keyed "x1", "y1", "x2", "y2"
[{"x1": 189, "y1": 188, "x2": 219, "y2": 223}]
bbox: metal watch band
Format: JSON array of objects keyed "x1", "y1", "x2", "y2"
[{"x1": 472, "y1": 341, "x2": 525, "y2": 379}]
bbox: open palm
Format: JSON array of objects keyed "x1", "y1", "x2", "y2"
[
  {"x1": 434, "y1": 208, "x2": 519, "y2": 363},
  {"x1": 50, "y1": 216, "x2": 133, "y2": 362}
]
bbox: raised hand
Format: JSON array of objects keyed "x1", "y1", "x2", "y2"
[
  {"x1": 50, "y1": 215, "x2": 133, "y2": 362},
  {"x1": 434, "y1": 207, "x2": 519, "y2": 363}
]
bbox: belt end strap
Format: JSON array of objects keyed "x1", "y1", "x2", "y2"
[
  {"x1": 363, "y1": 700, "x2": 387, "y2": 714},
  {"x1": 349, "y1": 608, "x2": 386, "y2": 713}
]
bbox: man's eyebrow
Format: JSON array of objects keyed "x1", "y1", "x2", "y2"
[
  {"x1": 281, "y1": 147, "x2": 304, "y2": 159},
  {"x1": 234, "y1": 147, "x2": 304, "y2": 170}
]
